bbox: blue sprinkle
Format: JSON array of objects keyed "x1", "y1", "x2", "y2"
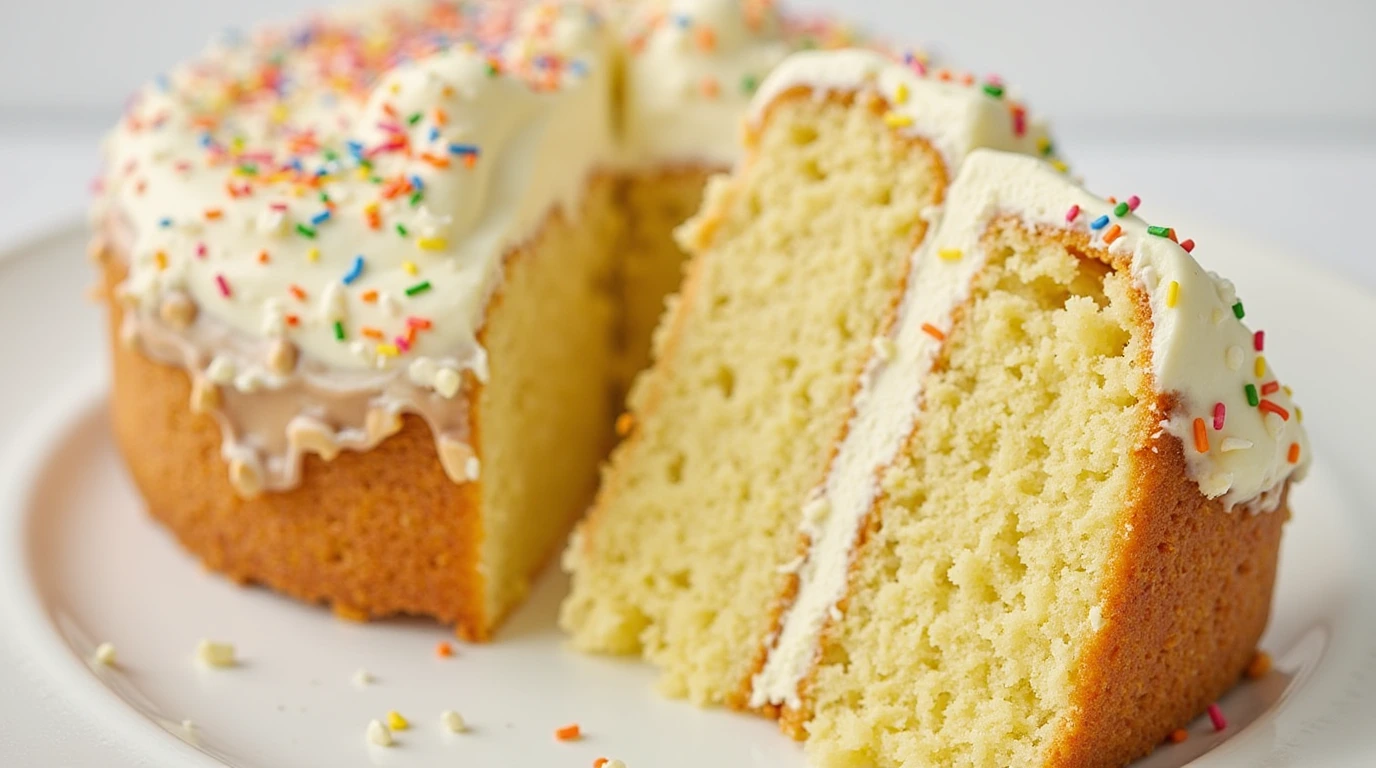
[
  {"x1": 428, "y1": 126, "x2": 440, "y2": 142},
  {"x1": 673, "y1": 14, "x2": 692, "y2": 28},
  {"x1": 448, "y1": 143, "x2": 479, "y2": 157},
  {"x1": 346, "y1": 140, "x2": 365, "y2": 159},
  {"x1": 1090, "y1": 215, "x2": 1110, "y2": 231},
  {"x1": 288, "y1": 158, "x2": 304, "y2": 172},
  {"x1": 199, "y1": 133, "x2": 214, "y2": 148},
  {"x1": 154, "y1": 74, "x2": 170, "y2": 92},
  {"x1": 158, "y1": 218, "x2": 173, "y2": 228},
  {"x1": 311, "y1": 210, "x2": 332, "y2": 226},
  {"x1": 569, "y1": 60, "x2": 588, "y2": 77},
  {"x1": 409, "y1": 174, "x2": 424, "y2": 192},
  {"x1": 342, "y1": 255, "x2": 365, "y2": 286}
]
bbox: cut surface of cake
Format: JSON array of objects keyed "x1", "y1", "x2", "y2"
[
  {"x1": 91, "y1": 0, "x2": 866, "y2": 639},
  {"x1": 561, "y1": 65, "x2": 1309, "y2": 768}
]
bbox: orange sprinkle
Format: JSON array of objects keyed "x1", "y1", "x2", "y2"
[
  {"x1": 1246, "y1": 650, "x2": 1273, "y2": 679},
  {"x1": 615, "y1": 413, "x2": 635, "y2": 437},
  {"x1": 700, "y1": 76, "x2": 720, "y2": 99},
  {"x1": 361, "y1": 327, "x2": 385, "y2": 341},
  {"x1": 463, "y1": 154, "x2": 478, "y2": 169},
  {"x1": 382, "y1": 102, "x2": 398, "y2": 118},
  {"x1": 408, "y1": 317, "x2": 433, "y2": 330},
  {"x1": 285, "y1": 314, "x2": 300, "y2": 327},
  {"x1": 554, "y1": 724, "x2": 581, "y2": 742},
  {"x1": 435, "y1": 641, "x2": 454, "y2": 658},
  {"x1": 1258, "y1": 400, "x2": 1290, "y2": 421},
  {"x1": 360, "y1": 289, "x2": 379, "y2": 303},
  {"x1": 288, "y1": 284, "x2": 307, "y2": 301},
  {"x1": 1192, "y1": 417, "x2": 1209, "y2": 453},
  {"x1": 154, "y1": 251, "x2": 168, "y2": 270},
  {"x1": 694, "y1": 26, "x2": 717, "y2": 51},
  {"x1": 1103, "y1": 224, "x2": 1124, "y2": 244},
  {"x1": 1168, "y1": 729, "x2": 1189, "y2": 744},
  {"x1": 1260, "y1": 381, "x2": 1280, "y2": 396},
  {"x1": 1287, "y1": 443, "x2": 1301, "y2": 464},
  {"x1": 257, "y1": 250, "x2": 271, "y2": 264},
  {"x1": 421, "y1": 152, "x2": 451, "y2": 169},
  {"x1": 920, "y1": 323, "x2": 945, "y2": 341},
  {"x1": 433, "y1": 107, "x2": 448, "y2": 126},
  {"x1": 593, "y1": 759, "x2": 609, "y2": 768},
  {"x1": 204, "y1": 208, "x2": 224, "y2": 220}
]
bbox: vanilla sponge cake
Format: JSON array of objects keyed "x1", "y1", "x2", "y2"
[
  {"x1": 562, "y1": 59, "x2": 1309, "y2": 768},
  {"x1": 561, "y1": 48, "x2": 1056, "y2": 702},
  {"x1": 91, "y1": 0, "x2": 865, "y2": 639}
]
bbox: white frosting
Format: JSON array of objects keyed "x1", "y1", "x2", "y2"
[
  {"x1": 621, "y1": 0, "x2": 857, "y2": 166},
  {"x1": 750, "y1": 148, "x2": 1311, "y2": 709}
]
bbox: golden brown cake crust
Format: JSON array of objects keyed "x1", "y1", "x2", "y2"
[{"x1": 99, "y1": 251, "x2": 494, "y2": 640}]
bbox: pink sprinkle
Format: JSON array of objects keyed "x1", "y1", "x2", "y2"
[
  {"x1": 1213, "y1": 402, "x2": 1226, "y2": 431},
  {"x1": 195, "y1": 242, "x2": 207, "y2": 259},
  {"x1": 1207, "y1": 703, "x2": 1227, "y2": 732},
  {"x1": 1066, "y1": 204, "x2": 1080, "y2": 223},
  {"x1": 1180, "y1": 239, "x2": 1196, "y2": 253},
  {"x1": 986, "y1": 74, "x2": 1004, "y2": 85},
  {"x1": 1126, "y1": 195, "x2": 1141, "y2": 211},
  {"x1": 394, "y1": 336, "x2": 411, "y2": 352},
  {"x1": 911, "y1": 60, "x2": 927, "y2": 76},
  {"x1": 215, "y1": 274, "x2": 232, "y2": 298},
  {"x1": 269, "y1": 202, "x2": 288, "y2": 212},
  {"x1": 1253, "y1": 330, "x2": 1265, "y2": 352}
]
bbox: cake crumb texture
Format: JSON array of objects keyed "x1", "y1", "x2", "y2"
[{"x1": 561, "y1": 92, "x2": 943, "y2": 705}]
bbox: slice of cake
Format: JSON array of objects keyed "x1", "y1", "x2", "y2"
[
  {"x1": 563, "y1": 62, "x2": 1308, "y2": 768},
  {"x1": 561, "y1": 48, "x2": 1056, "y2": 703}
]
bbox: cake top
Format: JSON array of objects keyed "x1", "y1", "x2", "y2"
[{"x1": 933, "y1": 150, "x2": 1310, "y2": 510}]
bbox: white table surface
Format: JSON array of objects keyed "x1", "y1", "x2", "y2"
[{"x1": 2, "y1": 129, "x2": 1374, "y2": 294}]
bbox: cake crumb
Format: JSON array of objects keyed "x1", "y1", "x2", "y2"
[
  {"x1": 366, "y1": 719, "x2": 393, "y2": 747},
  {"x1": 440, "y1": 710, "x2": 467, "y2": 733},
  {"x1": 195, "y1": 639, "x2": 236, "y2": 668},
  {"x1": 386, "y1": 710, "x2": 410, "y2": 731},
  {"x1": 351, "y1": 668, "x2": 372, "y2": 687},
  {"x1": 93, "y1": 642, "x2": 117, "y2": 667},
  {"x1": 1246, "y1": 650, "x2": 1273, "y2": 679},
  {"x1": 555, "y1": 723, "x2": 582, "y2": 741}
]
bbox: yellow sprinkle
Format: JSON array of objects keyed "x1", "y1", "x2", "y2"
[
  {"x1": 417, "y1": 237, "x2": 448, "y2": 252},
  {"x1": 884, "y1": 112, "x2": 913, "y2": 128},
  {"x1": 1036, "y1": 136, "x2": 1051, "y2": 154},
  {"x1": 1165, "y1": 280, "x2": 1180, "y2": 308},
  {"x1": 893, "y1": 82, "x2": 909, "y2": 105},
  {"x1": 270, "y1": 104, "x2": 289, "y2": 124},
  {"x1": 403, "y1": 261, "x2": 418, "y2": 276},
  {"x1": 355, "y1": 168, "x2": 371, "y2": 180},
  {"x1": 364, "y1": 202, "x2": 380, "y2": 215},
  {"x1": 1283, "y1": 385, "x2": 1293, "y2": 397},
  {"x1": 377, "y1": 344, "x2": 400, "y2": 358},
  {"x1": 1254, "y1": 355, "x2": 1266, "y2": 378},
  {"x1": 1296, "y1": 406, "x2": 1303, "y2": 422},
  {"x1": 1050, "y1": 160, "x2": 1070, "y2": 173},
  {"x1": 386, "y1": 710, "x2": 409, "y2": 730},
  {"x1": 154, "y1": 250, "x2": 168, "y2": 270},
  {"x1": 938, "y1": 248, "x2": 963, "y2": 262},
  {"x1": 307, "y1": 248, "x2": 320, "y2": 262}
]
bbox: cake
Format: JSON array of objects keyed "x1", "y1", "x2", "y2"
[
  {"x1": 561, "y1": 52, "x2": 1309, "y2": 768},
  {"x1": 90, "y1": 0, "x2": 865, "y2": 640}
]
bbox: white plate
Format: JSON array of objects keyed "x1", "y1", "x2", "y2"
[{"x1": 0, "y1": 218, "x2": 1374, "y2": 768}]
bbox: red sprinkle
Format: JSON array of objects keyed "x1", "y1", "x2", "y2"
[
  {"x1": 1254, "y1": 330, "x2": 1265, "y2": 352},
  {"x1": 1180, "y1": 238, "x2": 1196, "y2": 253},
  {"x1": 1258, "y1": 400, "x2": 1290, "y2": 421},
  {"x1": 1261, "y1": 381, "x2": 1280, "y2": 396},
  {"x1": 1207, "y1": 703, "x2": 1227, "y2": 732},
  {"x1": 1212, "y1": 402, "x2": 1226, "y2": 431},
  {"x1": 1065, "y1": 204, "x2": 1080, "y2": 222},
  {"x1": 215, "y1": 274, "x2": 231, "y2": 298}
]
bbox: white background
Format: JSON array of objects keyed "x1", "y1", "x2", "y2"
[{"x1": 0, "y1": 0, "x2": 1373, "y2": 287}]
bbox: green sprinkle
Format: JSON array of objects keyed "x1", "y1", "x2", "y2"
[
  {"x1": 405, "y1": 280, "x2": 432, "y2": 297},
  {"x1": 982, "y1": 83, "x2": 1004, "y2": 98},
  {"x1": 485, "y1": 61, "x2": 498, "y2": 76},
  {"x1": 237, "y1": 163, "x2": 258, "y2": 176},
  {"x1": 1245, "y1": 383, "x2": 1259, "y2": 407},
  {"x1": 323, "y1": 149, "x2": 339, "y2": 162},
  {"x1": 333, "y1": 321, "x2": 345, "y2": 341},
  {"x1": 406, "y1": 112, "x2": 422, "y2": 125},
  {"x1": 1114, "y1": 202, "x2": 1130, "y2": 217},
  {"x1": 295, "y1": 223, "x2": 317, "y2": 239},
  {"x1": 396, "y1": 223, "x2": 409, "y2": 237},
  {"x1": 318, "y1": 191, "x2": 331, "y2": 204},
  {"x1": 409, "y1": 191, "x2": 423, "y2": 208},
  {"x1": 370, "y1": 176, "x2": 383, "y2": 185},
  {"x1": 1232, "y1": 301, "x2": 1245, "y2": 319},
  {"x1": 741, "y1": 74, "x2": 759, "y2": 94},
  {"x1": 1039, "y1": 139, "x2": 1055, "y2": 157},
  {"x1": 1147, "y1": 225, "x2": 1171, "y2": 237},
  {"x1": 799, "y1": 37, "x2": 817, "y2": 49}
]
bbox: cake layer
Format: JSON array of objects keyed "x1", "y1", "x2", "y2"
[{"x1": 562, "y1": 49, "x2": 1056, "y2": 704}]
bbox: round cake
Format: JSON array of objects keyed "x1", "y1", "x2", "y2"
[
  {"x1": 561, "y1": 48, "x2": 1309, "y2": 768},
  {"x1": 91, "y1": 0, "x2": 868, "y2": 639}
]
